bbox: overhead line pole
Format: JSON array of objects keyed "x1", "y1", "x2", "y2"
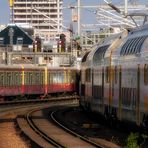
[
  {"x1": 125, "y1": 0, "x2": 128, "y2": 16},
  {"x1": 78, "y1": 0, "x2": 80, "y2": 36}
]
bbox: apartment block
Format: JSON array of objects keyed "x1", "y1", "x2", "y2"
[{"x1": 12, "y1": 0, "x2": 63, "y2": 39}]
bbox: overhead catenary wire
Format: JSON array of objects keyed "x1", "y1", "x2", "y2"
[
  {"x1": 97, "y1": 7, "x2": 136, "y2": 26},
  {"x1": 85, "y1": 9, "x2": 135, "y2": 28}
]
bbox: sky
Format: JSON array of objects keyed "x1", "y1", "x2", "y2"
[{"x1": 0, "y1": 0, "x2": 147, "y2": 29}]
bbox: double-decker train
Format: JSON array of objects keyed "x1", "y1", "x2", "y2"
[
  {"x1": 0, "y1": 65, "x2": 78, "y2": 100},
  {"x1": 79, "y1": 24, "x2": 148, "y2": 128}
]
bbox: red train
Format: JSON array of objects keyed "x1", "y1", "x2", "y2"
[{"x1": 0, "y1": 65, "x2": 78, "y2": 100}]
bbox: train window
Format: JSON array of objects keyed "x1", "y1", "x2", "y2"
[
  {"x1": 120, "y1": 39, "x2": 131, "y2": 55},
  {"x1": 50, "y1": 73, "x2": 53, "y2": 84},
  {"x1": 60, "y1": 73, "x2": 64, "y2": 83},
  {"x1": 24, "y1": 72, "x2": 28, "y2": 85},
  {"x1": 121, "y1": 39, "x2": 131, "y2": 55},
  {"x1": 40, "y1": 72, "x2": 43, "y2": 85},
  {"x1": 67, "y1": 71, "x2": 70, "y2": 83},
  {"x1": 48, "y1": 72, "x2": 50, "y2": 84},
  {"x1": 8, "y1": 72, "x2": 12, "y2": 86},
  {"x1": 66, "y1": 71, "x2": 69, "y2": 83},
  {"x1": 15, "y1": 73, "x2": 18, "y2": 85},
  {"x1": 122, "y1": 87, "x2": 132, "y2": 106},
  {"x1": 63, "y1": 71, "x2": 66, "y2": 83},
  {"x1": 60, "y1": 72, "x2": 63, "y2": 84},
  {"x1": 114, "y1": 66, "x2": 117, "y2": 84},
  {"x1": 132, "y1": 88, "x2": 136, "y2": 107},
  {"x1": 125, "y1": 38, "x2": 135, "y2": 55},
  {"x1": 57, "y1": 72, "x2": 61, "y2": 83},
  {"x1": 128, "y1": 38, "x2": 138, "y2": 54},
  {"x1": 133, "y1": 37, "x2": 142, "y2": 54},
  {"x1": 120, "y1": 36, "x2": 148, "y2": 56},
  {"x1": 82, "y1": 51, "x2": 90, "y2": 62},
  {"x1": 52, "y1": 73, "x2": 57, "y2": 83},
  {"x1": 0, "y1": 72, "x2": 4, "y2": 86},
  {"x1": 27, "y1": 72, "x2": 30, "y2": 85},
  {"x1": 93, "y1": 45, "x2": 110, "y2": 65},
  {"x1": 85, "y1": 68, "x2": 91, "y2": 82},
  {"x1": 11, "y1": 72, "x2": 14, "y2": 86},
  {"x1": 39, "y1": 72, "x2": 42, "y2": 84},
  {"x1": 144, "y1": 64, "x2": 148, "y2": 85},
  {"x1": 136, "y1": 36, "x2": 147, "y2": 53},
  {"x1": 35, "y1": 72, "x2": 40, "y2": 85},
  {"x1": 29, "y1": 72, "x2": 32, "y2": 85},
  {"x1": 105, "y1": 67, "x2": 109, "y2": 83},
  {"x1": 15, "y1": 72, "x2": 20, "y2": 86},
  {"x1": 56, "y1": 72, "x2": 60, "y2": 83},
  {"x1": 17, "y1": 73, "x2": 20, "y2": 86},
  {"x1": 70, "y1": 72, "x2": 74, "y2": 83},
  {"x1": 6, "y1": 72, "x2": 9, "y2": 86},
  {"x1": 56, "y1": 73, "x2": 59, "y2": 84},
  {"x1": 131, "y1": 37, "x2": 140, "y2": 54},
  {"x1": 4, "y1": 72, "x2": 6, "y2": 86}
]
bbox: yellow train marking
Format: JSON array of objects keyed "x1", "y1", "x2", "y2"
[
  {"x1": 44, "y1": 67, "x2": 48, "y2": 94},
  {"x1": 21, "y1": 65, "x2": 25, "y2": 85}
]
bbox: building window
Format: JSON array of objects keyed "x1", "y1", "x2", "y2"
[
  {"x1": 0, "y1": 37, "x2": 4, "y2": 45},
  {"x1": 17, "y1": 37, "x2": 23, "y2": 45}
]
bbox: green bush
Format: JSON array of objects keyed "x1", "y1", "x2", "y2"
[{"x1": 126, "y1": 133, "x2": 139, "y2": 148}]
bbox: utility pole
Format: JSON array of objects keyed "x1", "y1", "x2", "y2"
[
  {"x1": 77, "y1": 0, "x2": 80, "y2": 36},
  {"x1": 125, "y1": 0, "x2": 128, "y2": 16},
  {"x1": 9, "y1": 0, "x2": 14, "y2": 23}
]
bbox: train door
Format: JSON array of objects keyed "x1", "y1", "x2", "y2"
[
  {"x1": 85, "y1": 68, "x2": 91, "y2": 109},
  {"x1": 130, "y1": 65, "x2": 140, "y2": 125},
  {"x1": 102, "y1": 67, "x2": 104, "y2": 113},
  {"x1": 118, "y1": 65, "x2": 122, "y2": 120},
  {"x1": 92, "y1": 68, "x2": 94, "y2": 98},
  {"x1": 79, "y1": 69, "x2": 86, "y2": 107},
  {"x1": 136, "y1": 65, "x2": 140, "y2": 125}
]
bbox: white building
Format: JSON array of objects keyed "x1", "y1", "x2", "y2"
[{"x1": 12, "y1": 0, "x2": 63, "y2": 39}]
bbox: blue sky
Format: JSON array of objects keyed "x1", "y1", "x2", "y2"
[
  {"x1": 0, "y1": 0, "x2": 102, "y2": 26},
  {"x1": 0, "y1": 0, "x2": 147, "y2": 26}
]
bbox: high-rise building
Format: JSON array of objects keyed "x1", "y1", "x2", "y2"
[{"x1": 12, "y1": 0, "x2": 63, "y2": 39}]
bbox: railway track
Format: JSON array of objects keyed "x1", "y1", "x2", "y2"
[
  {"x1": 26, "y1": 109, "x2": 65, "y2": 147},
  {"x1": 0, "y1": 97, "x2": 122, "y2": 147},
  {"x1": 51, "y1": 110, "x2": 103, "y2": 147},
  {"x1": 0, "y1": 96, "x2": 78, "y2": 147},
  {"x1": 0, "y1": 95, "x2": 79, "y2": 106},
  {"x1": 17, "y1": 106, "x2": 103, "y2": 147}
]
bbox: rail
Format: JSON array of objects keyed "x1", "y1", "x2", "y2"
[
  {"x1": 0, "y1": 95, "x2": 79, "y2": 106},
  {"x1": 26, "y1": 109, "x2": 65, "y2": 147},
  {"x1": 51, "y1": 110, "x2": 103, "y2": 148}
]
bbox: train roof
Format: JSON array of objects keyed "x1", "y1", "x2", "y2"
[
  {"x1": 92, "y1": 31, "x2": 127, "y2": 65},
  {"x1": 119, "y1": 24, "x2": 148, "y2": 56},
  {"x1": 80, "y1": 30, "x2": 128, "y2": 68},
  {"x1": 0, "y1": 64, "x2": 78, "y2": 71}
]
